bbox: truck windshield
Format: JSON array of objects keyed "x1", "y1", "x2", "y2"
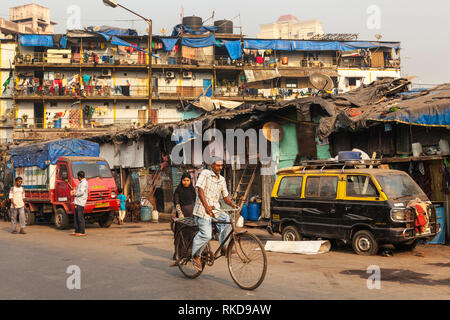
[
  {"x1": 376, "y1": 173, "x2": 427, "y2": 200},
  {"x1": 71, "y1": 162, "x2": 112, "y2": 179}
]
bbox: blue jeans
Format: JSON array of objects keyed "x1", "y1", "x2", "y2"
[{"x1": 192, "y1": 212, "x2": 232, "y2": 257}]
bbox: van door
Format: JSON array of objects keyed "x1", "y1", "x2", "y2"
[
  {"x1": 338, "y1": 175, "x2": 385, "y2": 239},
  {"x1": 301, "y1": 175, "x2": 341, "y2": 238},
  {"x1": 272, "y1": 175, "x2": 304, "y2": 231},
  {"x1": 55, "y1": 163, "x2": 71, "y2": 203}
]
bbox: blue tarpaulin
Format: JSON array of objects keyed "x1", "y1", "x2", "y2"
[
  {"x1": 244, "y1": 39, "x2": 400, "y2": 52},
  {"x1": 161, "y1": 38, "x2": 179, "y2": 51},
  {"x1": 86, "y1": 26, "x2": 138, "y2": 36},
  {"x1": 11, "y1": 139, "x2": 100, "y2": 169},
  {"x1": 19, "y1": 34, "x2": 54, "y2": 47},
  {"x1": 377, "y1": 107, "x2": 450, "y2": 126},
  {"x1": 171, "y1": 24, "x2": 218, "y2": 37},
  {"x1": 222, "y1": 40, "x2": 242, "y2": 60},
  {"x1": 181, "y1": 35, "x2": 216, "y2": 48}
]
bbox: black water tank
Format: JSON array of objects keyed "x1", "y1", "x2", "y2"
[
  {"x1": 183, "y1": 15, "x2": 203, "y2": 31},
  {"x1": 214, "y1": 20, "x2": 233, "y2": 34}
]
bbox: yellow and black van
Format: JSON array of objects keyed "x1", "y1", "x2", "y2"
[{"x1": 270, "y1": 160, "x2": 441, "y2": 255}]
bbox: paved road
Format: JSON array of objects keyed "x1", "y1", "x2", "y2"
[{"x1": 0, "y1": 221, "x2": 449, "y2": 300}]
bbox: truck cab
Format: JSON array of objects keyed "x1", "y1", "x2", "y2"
[{"x1": 52, "y1": 156, "x2": 119, "y2": 229}]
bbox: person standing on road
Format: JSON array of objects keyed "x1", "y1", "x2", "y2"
[
  {"x1": 117, "y1": 189, "x2": 127, "y2": 225},
  {"x1": 9, "y1": 177, "x2": 26, "y2": 234},
  {"x1": 70, "y1": 171, "x2": 88, "y2": 237},
  {"x1": 191, "y1": 161, "x2": 238, "y2": 271}
]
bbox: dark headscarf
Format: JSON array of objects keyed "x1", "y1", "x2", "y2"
[{"x1": 174, "y1": 172, "x2": 196, "y2": 207}]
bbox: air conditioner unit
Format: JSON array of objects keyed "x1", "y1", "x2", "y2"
[
  {"x1": 165, "y1": 71, "x2": 175, "y2": 79},
  {"x1": 182, "y1": 71, "x2": 193, "y2": 79},
  {"x1": 102, "y1": 69, "x2": 112, "y2": 76}
]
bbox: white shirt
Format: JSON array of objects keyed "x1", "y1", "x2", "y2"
[
  {"x1": 9, "y1": 186, "x2": 25, "y2": 209},
  {"x1": 193, "y1": 169, "x2": 229, "y2": 220},
  {"x1": 73, "y1": 178, "x2": 89, "y2": 207}
]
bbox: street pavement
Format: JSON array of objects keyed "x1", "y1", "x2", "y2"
[{"x1": 0, "y1": 221, "x2": 449, "y2": 300}]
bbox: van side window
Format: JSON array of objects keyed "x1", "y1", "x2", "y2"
[
  {"x1": 305, "y1": 176, "x2": 338, "y2": 198},
  {"x1": 277, "y1": 176, "x2": 303, "y2": 197},
  {"x1": 346, "y1": 175, "x2": 378, "y2": 197},
  {"x1": 59, "y1": 165, "x2": 68, "y2": 180}
]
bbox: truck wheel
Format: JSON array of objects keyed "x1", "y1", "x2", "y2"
[
  {"x1": 394, "y1": 239, "x2": 418, "y2": 251},
  {"x1": 98, "y1": 213, "x2": 113, "y2": 228},
  {"x1": 352, "y1": 230, "x2": 379, "y2": 256},
  {"x1": 55, "y1": 208, "x2": 70, "y2": 230},
  {"x1": 25, "y1": 207, "x2": 35, "y2": 226},
  {"x1": 282, "y1": 225, "x2": 302, "y2": 241}
]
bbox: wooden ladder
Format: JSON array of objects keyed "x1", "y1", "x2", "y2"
[{"x1": 232, "y1": 164, "x2": 259, "y2": 208}]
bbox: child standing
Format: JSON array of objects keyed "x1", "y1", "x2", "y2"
[{"x1": 117, "y1": 189, "x2": 127, "y2": 225}]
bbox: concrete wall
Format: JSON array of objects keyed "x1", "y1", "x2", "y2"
[{"x1": 337, "y1": 68, "x2": 402, "y2": 93}]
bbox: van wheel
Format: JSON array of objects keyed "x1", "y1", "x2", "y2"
[
  {"x1": 394, "y1": 240, "x2": 418, "y2": 251},
  {"x1": 98, "y1": 213, "x2": 113, "y2": 228},
  {"x1": 282, "y1": 226, "x2": 302, "y2": 241},
  {"x1": 25, "y1": 207, "x2": 35, "y2": 226},
  {"x1": 55, "y1": 208, "x2": 70, "y2": 230},
  {"x1": 352, "y1": 230, "x2": 379, "y2": 256}
]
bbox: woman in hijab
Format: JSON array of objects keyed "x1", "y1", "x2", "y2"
[
  {"x1": 173, "y1": 172, "x2": 196, "y2": 219},
  {"x1": 171, "y1": 172, "x2": 196, "y2": 266}
]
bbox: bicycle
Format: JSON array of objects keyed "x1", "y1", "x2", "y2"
[{"x1": 174, "y1": 208, "x2": 267, "y2": 290}]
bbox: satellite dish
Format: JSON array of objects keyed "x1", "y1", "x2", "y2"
[
  {"x1": 160, "y1": 28, "x2": 167, "y2": 36},
  {"x1": 262, "y1": 122, "x2": 284, "y2": 143},
  {"x1": 93, "y1": 26, "x2": 101, "y2": 32},
  {"x1": 375, "y1": 34, "x2": 382, "y2": 40},
  {"x1": 309, "y1": 73, "x2": 334, "y2": 91}
]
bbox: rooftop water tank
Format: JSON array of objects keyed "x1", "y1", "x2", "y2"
[
  {"x1": 183, "y1": 15, "x2": 203, "y2": 31},
  {"x1": 214, "y1": 20, "x2": 233, "y2": 34}
]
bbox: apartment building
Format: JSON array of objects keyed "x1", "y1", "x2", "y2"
[
  {"x1": 0, "y1": 4, "x2": 56, "y2": 37},
  {"x1": 6, "y1": 26, "x2": 401, "y2": 143},
  {"x1": 258, "y1": 15, "x2": 324, "y2": 40}
]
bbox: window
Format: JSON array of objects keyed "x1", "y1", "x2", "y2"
[
  {"x1": 305, "y1": 176, "x2": 338, "y2": 198},
  {"x1": 346, "y1": 175, "x2": 379, "y2": 197},
  {"x1": 348, "y1": 77, "x2": 358, "y2": 86},
  {"x1": 59, "y1": 165, "x2": 69, "y2": 180},
  {"x1": 71, "y1": 161, "x2": 112, "y2": 179},
  {"x1": 376, "y1": 173, "x2": 427, "y2": 200},
  {"x1": 286, "y1": 79, "x2": 298, "y2": 88},
  {"x1": 277, "y1": 176, "x2": 303, "y2": 197}
]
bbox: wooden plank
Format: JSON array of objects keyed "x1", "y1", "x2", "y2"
[{"x1": 380, "y1": 155, "x2": 448, "y2": 163}]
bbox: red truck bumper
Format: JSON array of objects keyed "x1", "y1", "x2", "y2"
[{"x1": 83, "y1": 199, "x2": 119, "y2": 214}]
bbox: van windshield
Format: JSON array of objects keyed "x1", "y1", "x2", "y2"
[
  {"x1": 71, "y1": 161, "x2": 112, "y2": 179},
  {"x1": 376, "y1": 173, "x2": 427, "y2": 200}
]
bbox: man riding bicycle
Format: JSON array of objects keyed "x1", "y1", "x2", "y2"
[{"x1": 191, "y1": 160, "x2": 238, "y2": 271}]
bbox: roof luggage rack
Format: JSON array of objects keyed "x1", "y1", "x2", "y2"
[
  {"x1": 300, "y1": 159, "x2": 381, "y2": 173},
  {"x1": 277, "y1": 159, "x2": 382, "y2": 175}
]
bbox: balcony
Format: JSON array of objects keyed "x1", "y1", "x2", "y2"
[
  {"x1": 14, "y1": 116, "x2": 146, "y2": 130},
  {"x1": 14, "y1": 84, "x2": 149, "y2": 101},
  {"x1": 15, "y1": 50, "x2": 148, "y2": 68}
]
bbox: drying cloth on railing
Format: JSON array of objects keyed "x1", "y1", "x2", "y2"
[
  {"x1": 222, "y1": 40, "x2": 242, "y2": 60},
  {"x1": 181, "y1": 35, "x2": 215, "y2": 48}
]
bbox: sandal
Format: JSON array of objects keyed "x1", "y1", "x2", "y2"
[{"x1": 192, "y1": 258, "x2": 203, "y2": 272}]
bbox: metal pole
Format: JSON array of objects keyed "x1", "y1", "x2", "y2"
[{"x1": 148, "y1": 20, "x2": 153, "y2": 123}]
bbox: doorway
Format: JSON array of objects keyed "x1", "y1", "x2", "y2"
[{"x1": 34, "y1": 102, "x2": 44, "y2": 128}]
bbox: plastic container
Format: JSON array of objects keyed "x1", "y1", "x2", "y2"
[
  {"x1": 169, "y1": 57, "x2": 176, "y2": 65},
  {"x1": 140, "y1": 206, "x2": 152, "y2": 222},
  {"x1": 151, "y1": 210, "x2": 159, "y2": 223},
  {"x1": 54, "y1": 119, "x2": 62, "y2": 129},
  {"x1": 338, "y1": 151, "x2": 362, "y2": 161},
  {"x1": 240, "y1": 202, "x2": 249, "y2": 220},
  {"x1": 439, "y1": 139, "x2": 450, "y2": 155},
  {"x1": 412, "y1": 143, "x2": 423, "y2": 157},
  {"x1": 248, "y1": 202, "x2": 261, "y2": 221},
  {"x1": 429, "y1": 204, "x2": 445, "y2": 244}
]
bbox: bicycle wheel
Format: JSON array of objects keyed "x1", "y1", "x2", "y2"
[
  {"x1": 227, "y1": 232, "x2": 267, "y2": 290},
  {"x1": 175, "y1": 227, "x2": 205, "y2": 279}
]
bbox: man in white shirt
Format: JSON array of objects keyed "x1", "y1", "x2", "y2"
[
  {"x1": 70, "y1": 171, "x2": 89, "y2": 236},
  {"x1": 191, "y1": 161, "x2": 238, "y2": 271},
  {"x1": 9, "y1": 177, "x2": 26, "y2": 234}
]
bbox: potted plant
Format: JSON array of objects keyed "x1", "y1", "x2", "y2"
[{"x1": 21, "y1": 114, "x2": 28, "y2": 123}]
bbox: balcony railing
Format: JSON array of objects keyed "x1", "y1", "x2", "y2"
[
  {"x1": 153, "y1": 86, "x2": 205, "y2": 99},
  {"x1": 14, "y1": 84, "x2": 148, "y2": 99},
  {"x1": 14, "y1": 117, "x2": 147, "y2": 129},
  {"x1": 15, "y1": 50, "x2": 147, "y2": 66},
  {"x1": 153, "y1": 55, "x2": 215, "y2": 66}
]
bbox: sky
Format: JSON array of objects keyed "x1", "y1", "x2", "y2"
[{"x1": 1, "y1": 0, "x2": 449, "y2": 86}]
